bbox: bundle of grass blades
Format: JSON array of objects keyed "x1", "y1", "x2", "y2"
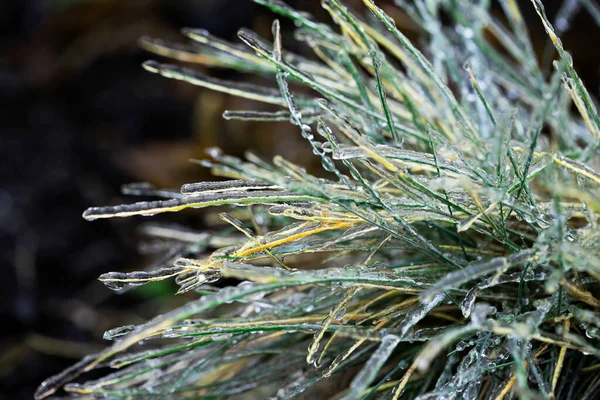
[{"x1": 36, "y1": 0, "x2": 600, "y2": 399}]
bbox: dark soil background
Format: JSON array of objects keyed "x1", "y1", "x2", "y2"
[{"x1": 0, "y1": 0, "x2": 597, "y2": 398}]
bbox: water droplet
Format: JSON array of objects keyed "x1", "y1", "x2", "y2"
[
  {"x1": 330, "y1": 307, "x2": 347, "y2": 321},
  {"x1": 103, "y1": 325, "x2": 136, "y2": 340}
]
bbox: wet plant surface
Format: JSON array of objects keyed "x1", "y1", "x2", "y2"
[{"x1": 2, "y1": 0, "x2": 600, "y2": 399}]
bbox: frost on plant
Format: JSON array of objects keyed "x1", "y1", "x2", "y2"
[{"x1": 37, "y1": 0, "x2": 600, "y2": 399}]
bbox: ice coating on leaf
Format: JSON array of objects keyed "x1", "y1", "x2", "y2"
[
  {"x1": 341, "y1": 334, "x2": 400, "y2": 400},
  {"x1": 461, "y1": 286, "x2": 480, "y2": 318},
  {"x1": 143, "y1": 60, "x2": 297, "y2": 106},
  {"x1": 98, "y1": 267, "x2": 188, "y2": 291},
  {"x1": 421, "y1": 249, "x2": 537, "y2": 302},
  {"x1": 120, "y1": 182, "x2": 183, "y2": 198},
  {"x1": 137, "y1": 222, "x2": 210, "y2": 244},
  {"x1": 37, "y1": 0, "x2": 600, "y2": 398},
  {"x1": 223, "y1": 108, "x2": 323, "y2": 122},
  {"x1": 399, "y1": 293, "x2": 445, "y2": 338},
  {"x1": 103, "y1": 325, "x2": 136, "y2": 341},
  {"x1": 180, "y1": 179, "x2": 278, "y2": 194},
  {"x1": 83, "y1": 190, "x2": 317, "y2": 220}
]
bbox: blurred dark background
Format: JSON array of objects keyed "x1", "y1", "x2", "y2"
[{"x1": 0, "y1": 0, "x2": 597, "y2": 398}]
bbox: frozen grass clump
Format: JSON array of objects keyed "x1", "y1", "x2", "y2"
[{"x1": 37, "y1": 0, "x2": 600, "y2": 399}]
